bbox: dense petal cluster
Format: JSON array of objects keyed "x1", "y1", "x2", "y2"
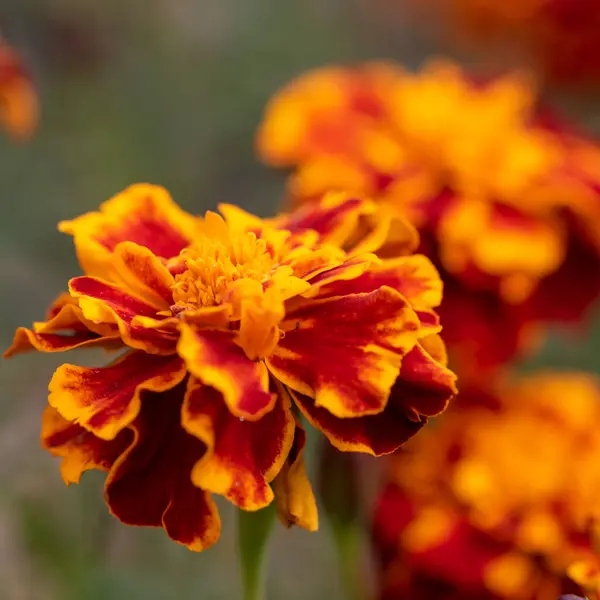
[
  {"x1": 6, "y1": 184, "x2": 455, "y2": 550},
  {"x1": 410, "y1": 0, "x2": 600, "y2": 83},
  {"x1": 0, "y1": 39, "x2": 38, "y2": 140},
  {"x1": 372, "y1": 372, "x2": 600, "y2": 600},
  {"x1": 257, "y1": 60, "x2": 600, "y2": 377}
]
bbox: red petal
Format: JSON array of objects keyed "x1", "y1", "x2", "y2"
[
  {"x1": 292, "y1": 388, "x2": 425, "y2": 456},
  {"x1": 105, "y1": 383, "x2": 221, "y2": 552},
  {"x1": 70, "y1": 276, "x2": 178, "y2": 354},
  {"x1": 307, "y1": 255, "x2": 442, "y2": 310},
  {"x1": 42, "y1": 405, "x2": 132, "y2": 485},
  {"x1": 268, "y1": 288, "x2": 420, "y2": 418},
  {"x1": 393, "y1": 344, "x2": 457, "y2": 419},
  {"x1": 182, "y1": 379, "x2": 295, "y2": 510},
  {"x1": 49, "y1": 352, "x2": 186, "y2": 440},
  {"x1": 178, "y1": 326, "x2": 276, "y2": 420}
]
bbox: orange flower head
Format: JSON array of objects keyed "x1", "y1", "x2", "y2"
[
  {"x1": 0, "y1": 40, "x2": 38, "y2": 140},
  {"x1": 5, "y1": 184, "x2": 456, "y2": 551},
  {"x1": 420, "y1": 0, "x2": 600, "y2": 83},
  {"x1": 257, "y1": 60, "x2": 600, "y2": 375},
  {"x1": 373, "y1": 372, "x2": 600, "y2": 599}
]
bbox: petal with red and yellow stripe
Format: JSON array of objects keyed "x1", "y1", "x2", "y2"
[
  {"x1": 178, "y1": 326, "x2": 277, "y2": 420},
  {"x1": 59, "y1": 184, "x2": 202, "y2": 277},
  {"x1": 273, "y1": 416, "x2": 318, "y2": 531},
  {"x1": 105, "y1": 384, "x2": 221, "y2": 552},
  {"x1": 109, "y1": 242, "x2": 175, "y2": 308},
  {"x1": 4, "y1": 291, "x2": 121, "y2": 358},
  {"x1": 392, "y1": 343, "x2": 457, "y2": 420},
  {"x1": 300, "y1": 254, "x2": 377, "y2": 298},
  {"x1": 48, "y1": 351, "x2": 186, "y2": 441},
  {"x1": 292, "y1": 388, "x2": 425, "y2": 456},
  {"x1": 267, "y1": 287, "x2": 421, "y2": 418},
  {"x1": 4, "y1": 326, "x2": 120, "y2": 358},
  {"x1": 306, "y1": 254, "x2": 442, "y2": 309},
  {"x1": 42, "y1": 405, "x2": 133, "y2": 485},
  {"x1": 182, "y1": 378, "x2": 295, "y2": 511},
  {"x1": 0, "y1": 41, "x2": 38, "y2": 141},
  {"x1": 272, "y1": 193, "x2": 368, "y2": 248},
  {"x1": 69, "y1": 276, "x2": 178, "y2": 354}
]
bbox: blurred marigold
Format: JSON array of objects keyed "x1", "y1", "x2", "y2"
[
  {"x1": 415, "y1": 0, "x2": 600, "y2": 84},
  {"x1": 257, "y1": 60, "x2": 600, "y2": 377},
  {"x1": 372, "y1": 372, "x2": 600, "y2": 599},
  {"x1": 5, "y1": 183, "x2": 456, "y2": 551},
  {"x1": 0, "y1": 38, "x2": 38, "y2": 140}
]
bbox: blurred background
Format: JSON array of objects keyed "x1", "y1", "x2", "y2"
[{"x1": 1, "y1": 1, "x2": 600, "y2": 599}]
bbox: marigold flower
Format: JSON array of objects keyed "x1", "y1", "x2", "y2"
[
  {"x1": 411, "y1": 0, "x2": 600, "y2": 83},
  {"x1": 372, "y1": 372, "x2": 600, "y2": 599},
  {"x1": 6, "y1": 183, "x2": 456, "y2": 550},
  {"x1": 0, "y1": 38, "x2": 38, "y2": 140},
  {"x1": 257, "y1": 60, "x2": 600, "y2": 376}
]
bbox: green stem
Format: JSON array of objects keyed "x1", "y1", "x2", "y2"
[
  {"x1": 237, "y1": 505, "x2": 276, "y2": 600},
  {"x1": 331, "y1": 521, "x2": 364, "y2": 600}
]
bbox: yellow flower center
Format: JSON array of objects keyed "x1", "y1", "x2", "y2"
[
  {"x1": 167, "y1": 213, "x2": 312, "y2": 361},
  {"x1": 171, "y1": 230, "x2": 277, "y2": 311}
]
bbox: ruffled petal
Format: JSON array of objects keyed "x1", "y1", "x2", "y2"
[
  {"x1": 273, "y1": 193, "x2": 368, "y2": 248},
  {"x1": 105, "y1": 384, "x2": 221, "y2": 552},
  {"x1": 41, "y1": 406, "x2": 132, "y2": 485},
  {"x1": 178, "y1": 326, "x2": 276, "y2": 420},
  {"x1": 292, "y1": 388, "x2": 425, "y2": 456},
  {"x1": 267, "y1": 288, "x2": 420, "y2": 418},
  {"x1": 69, "y1": 276, "x2": 178, "y2": 354},
  {"x1": 109, "y1": 242, "x2": 175, "y2": 308},
  {"x1": 273, "y1": 418, "x2": 318, "y2": 531},
  {"x1": 392, "y1": 344, "x2": 457, "y2": 420},
  {"x1": 182, "y1": 379, "x2": 295, "y2": 510},
  {"x1": 59, "y1": 184, "x2": 201, "y2": 277},
  {"x1": 305, "y1": 255, "x2": 442, "y2": 310},
  {"x1": 4, "y1": 292, "x2": 121, "y2": 358},
  {"x1": 4, "y1": 327, "x2": 120, "y2": 358},
  {"x1": 49, "y1": 352, "x2": 186, "y2": 440}
]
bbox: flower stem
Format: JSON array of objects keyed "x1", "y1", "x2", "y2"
[{"x1": 237, "y1": 504, "x2": 276, "y2": 600}]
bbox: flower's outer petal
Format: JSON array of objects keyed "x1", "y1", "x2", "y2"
[
  {"x1": 305, "y1": 255, "x2": 442, "y2": 310},
  {"x1": 273, "y1": 417, "x2": 318, "y2": 531},
  {"x1": 4, "y1": 327, "x2": 120, "y2": 358},
  {"x1": 273, "y1": 193, "x2": 366, "y2": 248},
  {"x1": 4, "y1": 292, "x2": 121, "y2": 358},
  {"x1": 178, "y1": 326, "x2": 276, "y2": 420},
  {"x1": 182, "y1": 379, "x2": 295, "y2": 511},
  {"x1": 300, "y1": 254, "x2": 377, "y2": 297},
  {"x1": 268, "y1": 288, "x2": 420, "y2": 418},
  {"x1": 59, "y1": 184, "x2": 201, "y2": 277},
  {"x1": 69, "y1": 276, "x2": 177, "y2": 354},
  {"x1": 42, "y1": 406, "x2": 132, "y2": 485},
  {"x1": 105, "y1": 384, "x2": 221, "y2": 552},
  {"x1": 392, "y1": 344, "x2": 457, "y2": 420},
  {"x1": 292, "y1": 388, "x2": 425, "y2": 456},
  {"x1": 49, "y1": 352, "x2": 186, "y2": 441},
  {"x1": 110, "y1": 242, "x2": 175, "y2": 308}
]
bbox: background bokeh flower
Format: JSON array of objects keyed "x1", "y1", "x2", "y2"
[
  {"x1": 257, "y1": 60, "x2": 600, "y2": 378},
  {"x1": 373, "y1": 372, "x2": 600, "y2": 600}
]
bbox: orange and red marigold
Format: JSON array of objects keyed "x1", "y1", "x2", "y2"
[
  {"x1": 372, "y1": 372, "x2": 600, "y2": 600},
  {"x1": 5, "y1": 183, "x2": 456, "y2": 551},
  {"x1": 0, "y1": 37, "x2": 38, "y2": 140},
  {"x1": 257, "y1": 60, "x2": 600, "y2": 377}
]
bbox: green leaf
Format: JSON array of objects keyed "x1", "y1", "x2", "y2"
[{"x1": 237, "y1": 504, "x2": 277, "y2": 600}]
